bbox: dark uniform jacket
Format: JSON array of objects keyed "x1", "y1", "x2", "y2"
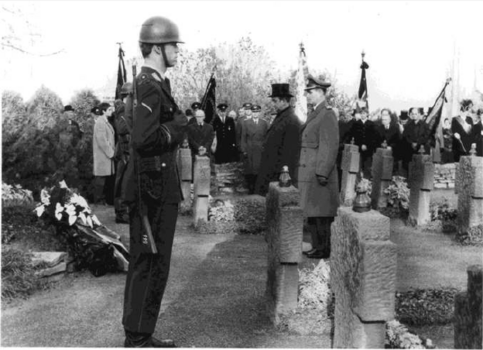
[
  {"x1": 472, "y1": 121, "x2": 483, "y2": 157},
  {"x1": 212, "y1": 115, "x2": 237, "y2": 163},
  {"x1": 255, "y1": 106, "x2": 301, "y2": 195},
  {"x1": 187, "y1": 122, "x2": 215, "y2": 157},
  {"x1": 241, "y1": 118, "x2": 268, "y2": 175},
  {"x1": 122, "y1": 66, "x2": 185, "y2": 218},
  {"x1": 401, "y1": 119, "x2": 430, "y2": 162},
  {"x1": 347, "y1": 119, "x2": 378, "y2": 155},
  {"x1": 114, "y1": 102, "x2": 132, "y2": 160}
]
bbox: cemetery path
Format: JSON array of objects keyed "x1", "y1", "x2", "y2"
[{"x1": 1, "y1": 205, "x2": 328, "y2": 348}]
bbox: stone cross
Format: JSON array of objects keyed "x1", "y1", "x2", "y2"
[
  {"x1": 193, "y1": 155, "x2": 211, "y2": 227},
  {"x1": 454, "y1": 264, "x2": 482, "y2": 349},
  {"x1": 408, "y1": 154, "x2": 434, "y2": 226},
  {"x1": 177, "y1": 147, "x2": 193, "y2": 207},
  {"x1": 265, "y1": 181, "x2": 303, "y2": 325},
  {"x1": 371, "y1": 147, "x2": 394, "y2": 210},
  {"x1": 340, "y1": 143, "x2": 360, "y2": 206},
  {"x1": 455, "y1": 155, "x2": 483, "y2": 243},
  {"x1": 331, "y1": 207, "x2": 397, "y2": 348}
]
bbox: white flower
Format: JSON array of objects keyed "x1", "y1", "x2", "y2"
[
  {"x1": 69, "y1": 193, "x2": 90, "y2": 212},
  {"x1": 65, "y1": 204, "x2": 77, "y2": 226},
  {"x1": 78, "y1": 212, "x2": 87, "y2": 225},
  {"x1": 55, "y1": 203, "x2": 64, "y2": 221},
  {"x1": 59, "y1": 180, "x2": 68, "y2": 189},
  {"x1": 34, "y1": 205, "x2": 45, "y2": 217},
  {"x1": 91, "y1": 215, "x2": 101, "y2": 227},
  {"x1": 86, "y1": 215, "x2": 93, "y2": 228},
  {"x1": 40, "y1": 189, "x2": 51, "y2": 206}
]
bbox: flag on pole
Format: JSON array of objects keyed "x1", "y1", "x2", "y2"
[
  {"x1": 357, "y1": 51, "x2": 369, "y2": 109},
  {"x1": 115, "y1": 44, "x2": 127, "y2": 100},
  {"x1": 425, "y1": 78, "x2": 451, "y2": 149},
  {"x1": 295, "y1": 43, "x2": 309, "y2": 122},
  {"x1": 201, "y1": 69, "x2": 216, "y2": 124}
]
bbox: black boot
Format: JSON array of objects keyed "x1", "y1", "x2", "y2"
[{"x1": 125, "y1": 330, "x2": 176, "y2": 348}]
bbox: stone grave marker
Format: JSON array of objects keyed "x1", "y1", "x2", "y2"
[
  {"x1": 178, "y1": 145, "x2": 193, "y2": 206},
  {"x1": 340, "y1": 143, "x2": 360, "y2": 206},
  {"x1": 371, "y1": 147, "x2": 394, "y2": 210},
  {"x1": 408, "y1": 152, "x2": 434, "y2": 226},
  {"x1": 454, "y1": 264, "x2": 482, "y2": 349},
  {"x1": 331, "y1": 207, "x2": 397, "y2": 348},
  {"x1": 193, "y1": 155, "x2": 211, "y2": 226},
  {"x1": 265, "y1": 180, "x2": 303, "y2": 325},
  {"x1": 455, "y1": 154, "x2": 483, "y2": 243}
]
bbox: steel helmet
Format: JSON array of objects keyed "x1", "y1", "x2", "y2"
[
  {"x1": 121, "y1": 82, "x2": 133, "y2": 95},
  {"x1": 139, "y1": 16, "x2": 184, "y2": 44}
]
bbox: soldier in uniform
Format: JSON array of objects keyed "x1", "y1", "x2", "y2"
[
  {"x1": 241, "y1": 104, "x2": 268, "y2": 194},
  {"x1": 121, "y1": 16, "x2": 188, "y2": 348},
  {"x1": 188, "y1": 102, "x2": 201, "y2": 125},
  {"x1": 113, "y1": 82, "x2": 133, "y2": 223},
  {"x1": 299, "y1": 75, "x2": 339, "y2": 260},
  {"x1": 255, "y1": 83, "x2": 301, "y2": 196},
  {"x1": 212, "y1": 103, "x2": 237, "y2": 164}
]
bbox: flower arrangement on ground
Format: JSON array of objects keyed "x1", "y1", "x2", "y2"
[{"x1": 34, "y1": 181, "x2": 129, "y2": 277}]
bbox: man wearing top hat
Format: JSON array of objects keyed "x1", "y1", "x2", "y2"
[
  {"x1": 212, "y1": 103, "x2": 237, "y2": 164},
  {"x1": 241, "y1": 104, "x2": 268, "y2": 194},
  {"x1": 255, "y1": 83, "x2": 301, "y2": 196},
  {"x1": 299, "y1": 75, "x2": 339, "y2": 260}
]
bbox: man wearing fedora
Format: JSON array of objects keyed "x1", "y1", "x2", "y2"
[
  {"x1": 241, "y1": 104, "x2": 268, "y2": 194},
  {"x1": 299, "y1": 75, "x2": 339, "y2": 260},
  {"x1": 255, "y1": 83, "x2": 301, "y2": 196}
]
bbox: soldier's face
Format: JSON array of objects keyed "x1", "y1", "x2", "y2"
[
  {"x1": 252, "y1": 111, "x2": 260, "y2": 119},
  {"x1": 219, "y1": 110, "x2": 226, "y2": 118},
  {"x1": 162, "y1": 43, "x2": 179, "y2": 67}
]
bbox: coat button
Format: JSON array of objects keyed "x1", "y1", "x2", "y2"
[{"x1": 162, "y1": 163, "x2": 166, "y2": 167}]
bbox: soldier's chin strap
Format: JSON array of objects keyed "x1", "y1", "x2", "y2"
[{"x1": 160, "y1": 43, "x2": 174, "y2": 68}]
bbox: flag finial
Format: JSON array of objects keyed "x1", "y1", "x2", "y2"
[
  {"x1": 361, "y1": 50, "x2": 365, "y2": 60},
  {"x1": 300, "y1": 42, "x2": 305, "y2": 54}
]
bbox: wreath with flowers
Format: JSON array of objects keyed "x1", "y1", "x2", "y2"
[{"x1": 34, "y1": 181, "x2": 129, "y2": 277}]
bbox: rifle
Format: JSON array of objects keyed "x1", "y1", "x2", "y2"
[{"x1": 132, "y1": 64, "x2": 158, "y2": 254}]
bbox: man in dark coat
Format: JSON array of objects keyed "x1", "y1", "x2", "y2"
[
  {"x1": 188, "y1": 102, "x2": 201, "y2": 126},
  {"x1": 400, "y1": 107, "x2": 430, "y2": 173},
  {"x1": 255, "y1": 84, "x2": 301, "y2": 196},
  {"x1": 212, "y1": 103, "x2": 237, "y2": 164},
  {"x1": 375, "y1": 108, "x2": 401, "y2": 151},
  {"x1": 451, "y1": 99, "x2": 475, "y2": 162},
  {"x1": 235, "y1": 103, "x2": 251, "y2": 155},
  {"x1": 346, "y1": 106, "x2": 378, "y2": 179},
  {"x1": 187, "y1": 109, "x2": 215, "y2": 170},
  {"x1": 298, "y1": 75, "x2": 339, "y2": 260},
  {"x1": 241, "y1": 105, "x2": 268, "y2": 194},
  {"x1": 121, "y1": 16, "x2": 188, "y2": 348}
]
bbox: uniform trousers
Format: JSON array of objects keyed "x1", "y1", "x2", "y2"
[
  {"x1": 122, "y1": 202, "x2": 179, "y2": 334},
  {"x1": 307, "y1": 217, "x2": 334, "y2": 253},
  {"x1": 114, "y1": 158, "x2": 129, "y2": 220}
]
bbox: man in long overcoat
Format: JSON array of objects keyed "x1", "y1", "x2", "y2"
[
  {"x1": 93, "y1": 102, "x2": 116, "y2": 204},
  {"x1": 187, "y1": 109, "x2": 216, "y2": 162},
  {"x1": 298, "y1": 75, "x2": 339, "y2": 260},
  {"x1": 241, "y1": 104, "x2": 268, "y2": 193},
  {"x1": 255, "y1": 83, "x2": 301, "y2": 196},
  {"x1": 212, "y1": 103, "x2": 237, "y2": 164}
]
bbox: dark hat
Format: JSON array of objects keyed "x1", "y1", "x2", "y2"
[
  {"x1": 268, "y1": 83, "x2": 293, "y2": 98},
  {"x1": 304, "y1": 75, "x2": 331, "y2": 91},
  {"x1": 90, "y1": 106, "x2": 101, "y2": 115},
  {"x1": 251, "y1": 105, "x2": 261, "y2": 112},
  {"x1": 64, "y1": 105, "x2": 75, "y2": 112},
  {"x1": 191, "y1": 102, "x2": 201, "y2": 110},
  {"x1": 217, "y1": 103, "x2": 228, "y2": 111},
  {"x1": 399, "y1": 110, "x2": 409, "y2": 120},
  {"x1": 243, "y1": 103, "x2": 252, "y2": 109}
]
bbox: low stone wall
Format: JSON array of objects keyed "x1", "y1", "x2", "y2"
[{"x1": 433, "y1": 163, "x2": 456, "y2": 189}]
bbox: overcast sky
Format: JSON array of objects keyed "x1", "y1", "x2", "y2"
[{"x1": 2, "y1": 1, "x2": 483, "y2": 112}]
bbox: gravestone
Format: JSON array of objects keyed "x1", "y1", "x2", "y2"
[
  {"x1": 408, "y1": 153, "x2": 434, "y2": 226},
  {"x1": 178, "y1": 146, "x2": 193, "y2": 206},
  {"x1": 455, "y1": 154, "x2": 483, "y2": 243},
  {"x1": 371, "y1": 147, "x2": 393, "y2": 209},
  {"x1": 340, "y1": 143, "x2": 360, "y2": 206},
  {"x1": 331, "y1": 207, "x2": 397, "y2": 348},
  {"x1": 265, "y1": 181, "x2": 303, "y2": 325},
  {"x1": 193, "y1": 155, "x2": 211, "y2": 226},
  {"x1": 454, "y1": 264, "x2": 482, "y2": 349}
]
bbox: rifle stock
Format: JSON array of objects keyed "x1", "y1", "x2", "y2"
[{"x1": 132, "y1": 64, "x2": 158, "y2": 254}]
